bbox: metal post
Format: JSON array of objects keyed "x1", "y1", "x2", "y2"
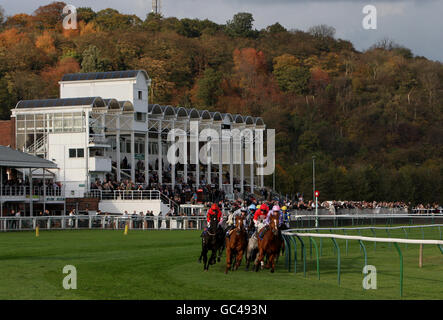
[
  {"x1": 219, "y1": 127, "x2": 222, "y2": 190},
  {"x1": 393, "y1": 242, "x2": 403, "y2": 297},
  {"x1": 249, "y1": 130, "x2": 254, "y2": 194},
  {"x1": 158, "y1": 121, "x2": 163, "y2": 185},
  {"x1": 310, "y1": 237, "x2": 320, "y2": 280},
  {"x1": 193, "y1": 122, "x2": 199, "y2": 189},
  {"x1": 294, "y1": 235, "x2": 306, "y2": 277},
  {"x1": 145, "y1": 130, "x2": 149, "y2": 185},
  {"x1": 131, "y1": 131, "x2": 135, "y2": 182},
  {"x1": 116, "y1": 117, "x2": 121, "y2": 181},
  {"x1": 312, "y1": 156, "x2": 316, "y2": 204},
  {"x1": 358, "y1": 240, "x2": 367, "y2": 267},
  {"x1": 229, "y1": 135, "x2": 233, "y2": 195},
  {"x1": 240, "y1": 136, "x2": 244, "y2": 197},
  {"x1": 183, "y1": 122, "x2": 188, "y2": 184},
  {"x1": 290, "y1": 236, "x2": 298, "y2": 274},
  {"x1": 315, "y1": 194, "x2": 318, "y2": 228},
  {"x1": 207, "y1": 137, "x2": 211, "y2": 186},
  {"x1": 171, "y1": 120, "x2": 175, "y2": 190},
  {"x1": 43, "y1": 169, "x2": 46, "y2": 214},
  {"x1": 29, "y1": 168, "x2": 33, "y2": 217},
  {"x1": 331, "y1": 238, "x2": 341, "y2": 286},
  {"x1": 0, "y1": 166, "x2": 3, "y2": 217}
]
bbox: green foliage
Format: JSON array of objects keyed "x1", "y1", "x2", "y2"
[
  {"x1": 275, "y1": 64, "x2": 310, "y2": 94},
  {"x1": 95, "y1": 8, "x2": 142, "y2": 30},
  {"x1": 77, "y1": 7, "x2": 97, "y2": 23},
  {"x1": 81, "y1": 45, "x2": 107, "y2": 72},
  {"x1": 176, "y1": 18, "x2": 220, "y2": 38},
  {"x1": 225, "y1": 12, "x2": 257, "y2": 38},
  {"x1": 266, "y1": 22, "x2": 287, "y2": 34},
  {"x1": 196, "y1": 68, "x2": 223, "y2": 107},
  {"x1": 0, "y1": 5, "x2": 441, "y2": 204},
  {"x1": 33, "y1": 1, "x2": 66, "y2": 30}
]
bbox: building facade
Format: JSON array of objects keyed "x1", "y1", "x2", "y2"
[{"x1": 11, "y1": 70, "x2": 267, "y2": 199}]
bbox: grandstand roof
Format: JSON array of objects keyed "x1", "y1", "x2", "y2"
[
  {"x1": 61, "y1": 70, "x2": 148, "y2": 82},
  {"x1": 15, "y1": 97, "x2": 106, "y2": 109},
  {"x1": 0, "y1": 146, "x2": 57, "y2": 168},
  {"x1": 148, "y1": 104, "x2": 265, "y2": 125}
]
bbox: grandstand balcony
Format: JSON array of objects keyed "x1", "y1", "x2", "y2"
[{"x1": 1, "y1": 186, "x2": 62, "y2": 202}]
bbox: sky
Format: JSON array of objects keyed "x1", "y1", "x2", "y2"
[{"x1": 1, "y1": 0, "x2": 442, "y2": 62}]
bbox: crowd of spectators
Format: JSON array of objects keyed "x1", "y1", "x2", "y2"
[{"x1": 1, "y1": 176, "x2": 62, "y2": 196}]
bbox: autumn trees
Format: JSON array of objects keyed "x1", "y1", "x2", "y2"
[{"x1": 0, "y1": 6, "x2": 441, "y2": 203}]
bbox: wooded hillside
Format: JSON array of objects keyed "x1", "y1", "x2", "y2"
[{"x1": 0, "y1": 2, "x2": 441, "y2": 204}]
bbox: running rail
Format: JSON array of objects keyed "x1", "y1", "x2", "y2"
[{"x1": 281, "y1": 230, "x2": 443, "y2": 297}]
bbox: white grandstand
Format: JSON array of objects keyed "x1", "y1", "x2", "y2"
[{"x1": 10, "y1": 70, "x2": 268, "y2": 214}]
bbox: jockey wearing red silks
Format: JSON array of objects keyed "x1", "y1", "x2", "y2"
[
  {"x1": 253, "y1": 203, "x2": 269, "y2": 222},
  {"x1": 207, "y1": 203, "x2": 222, "y2": 224}
]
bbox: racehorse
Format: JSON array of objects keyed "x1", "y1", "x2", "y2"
[
  {"x1": 225, "y1": 215, "x2": 247, "y2": 274},
  {"x1": 254, "y1": 213, "x2": 282, "y2": 273},
  {"x1": 245, "y1": 216, "x2": 260, "y2": 271},
  {"x1": 199, "y1": 214, "x2": 221, "y2": 271},
  {"x1": 245, "y1": 232, "x2": 258, "y2": 271}
]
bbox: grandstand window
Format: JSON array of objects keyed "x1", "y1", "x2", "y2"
[
  {"x1": 126, "y1": 141, "x2": 131, "y2": 153},
  {"x1": 135, "y1": 112, "x2": 146, "y2": 122},
  {"x1": 69, "y1": 148, "x2": 85, "y2": 158},
  {"x1": 69, "y1": 149, "x2": 76, "y2": 158}
]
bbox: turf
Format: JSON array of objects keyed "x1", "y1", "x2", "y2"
[{"x1": 0, "y1": 227, "x2": 442, "y2": 300}]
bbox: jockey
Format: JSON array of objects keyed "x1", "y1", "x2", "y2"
[
  {"x1": 253, "y1": 203, "x2": 269, "y2": 234},
  {"x1": 227, "y1": 207, "x2": 247, "y2": 229},
  {"x1": 265, "y1": 205, "x2": 284, "y2": 227},
  {"x1": 248, "y1": 204, "x2": 256, "y2": 216},
  {"x1": 201, "y1": 203, "x2": 223, "y2": 237},
  {"x1": 258, "y1": 205, "x2": 282, "y2": 239},
  {"x1": 282, "y1": 206, "x2": 290, "y2": 228},
  {"x1": 206, "y1": 203, "x2": 222, "y2": 226}
]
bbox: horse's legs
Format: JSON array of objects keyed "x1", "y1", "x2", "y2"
[
  {"x1": 270, "y1": 252, "x2": 276, "y2": 273},
  {"x1": 230, "y1": 251, "x2": 236, "y2": 271},
  {"x1": 202, "y1": 248, "x2": 209, "y2": 271},
  {"x1": 255, "y1": 247, "x2": 264, "y2": 272},
  {"x1": 199, "y1": 239, "x2": 204, "y2": 263},
  {"x1": 235, "y1": 249, "x2": 244, "y2": 270},
  {"x1": 225, "y1": 245, "x2": 231, "y2": 274},
  {"x1": 217, "y1": 242, "x2": 225, "y2": 262},
  {"x1": 245, "y1": 246, "x2": 251, "y2": 271},
  {"x1": 209, "y1": 249, "x2": 216, "y2": 267}
]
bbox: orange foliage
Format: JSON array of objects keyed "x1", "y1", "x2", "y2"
[
  {"x1": 41, "y1": 57, "x2": 80, "y2": 88},
  {"x1": 80, "y1": 21, "x2": 99, "y2": 36},
  {"x1": 233, "y1": 48, "x2": 267, "y2": 82},
  {"x1": 310, "y1": 67, "x2": 330, "y2": 90},
  {"x1": 0, "y1": 28, "x2": 26, "y2": 47},
  {"x1": 5, "y1": 14, "x2": 34, "y2": 28},
  {"x1": 35, "y1": 31, "x2": 57, "y2": 55}
]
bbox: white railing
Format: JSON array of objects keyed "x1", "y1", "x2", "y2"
[
  {"x1": 86, "y1": 189, "x2": 161, "y2": 200},
  {"x1": 0, "y1": 186, "x2": 62, "y2": 198},
  {"x1": 0, "y1": 215, "x2": 207, "y2": 232},
  {"x1": 25, "y1": 135, "x2": 47, "y2": 155},
  {"x1": 89, "y1": 134, "x2": 108, "y2": 144}
]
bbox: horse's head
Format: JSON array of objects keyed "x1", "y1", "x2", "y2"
[
  {"x1": 234, "y1": 215, "x2": 245, "y2": 233},
  {"x1": 270, "y1": 212, "x2": 279, "y2": 236},
  {"x1": 209, "y1": 213, "x2": 218, "y2": 233}
]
